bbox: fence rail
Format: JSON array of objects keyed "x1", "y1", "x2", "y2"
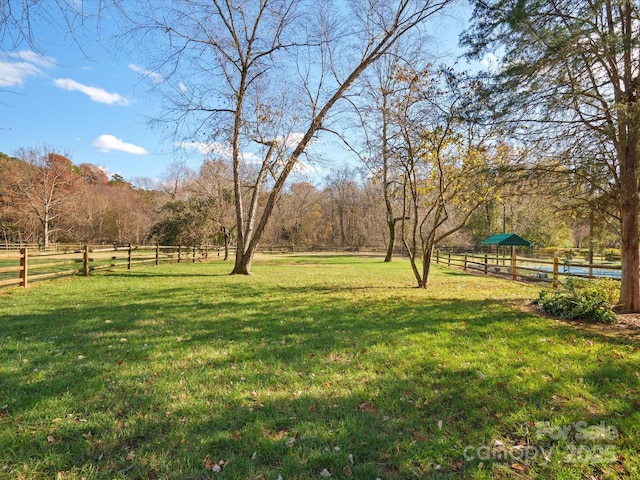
[
  {"x1": 0, "y1": 244, "x2": 218, "y2": 289},
  {"x1": 435, "y1": 250, "x2": 622, "y2": 287}
]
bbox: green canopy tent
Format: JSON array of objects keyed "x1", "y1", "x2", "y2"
[
  {"x1": 481, "y1": 233, "x2": 532, "y2": 267},
  {"x1": 480, "y1": 233, "x2": 532, "y2": 248}
]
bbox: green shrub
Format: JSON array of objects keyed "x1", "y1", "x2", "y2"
[
  {"x1": 603, "y1": 248, "x2": 621, "y2": 261},
  {"x1": 536, "y1": 278, "x2": 620, "y2": 324}
]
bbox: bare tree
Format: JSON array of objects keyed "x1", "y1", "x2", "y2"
[
  {"x1": 125, "y1": 0, "x2": 454, "y2": 274},
  {"x1": 11, "y1": 146, "x2": 79, "y2": 250},
  {"x1": 0, "y1": 1, "x2": 116, "y2": 53},
  {"x1": 159, "y1": 161, "x2": 195, "y2": 200},
  {"x1": 191, "y1": 158, "x2": 236, "y2": 260},
  {"x1": 356, "y1": 49, "x2": 420, "y2": 261}
]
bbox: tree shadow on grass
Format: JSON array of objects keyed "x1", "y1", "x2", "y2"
[{"x1": 1, "y1": 274, "x2": 639, "y2": 478}]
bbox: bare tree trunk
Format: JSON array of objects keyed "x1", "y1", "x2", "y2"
[
  {"x1": 222, "y1": 226, "x2": 230, "y2": 261},
  {"x1": 420, "y1": 241, "x2": 434, "y2": 289},
  {"x1": 619, "y1": 145, "x2": 640, "y2": 312},
  {"x1": 42, "y1": 213, "x2": 49, "y2": 251},
  {"x1": 385, "y1": 215, "x2": 396, "y2": 262}
]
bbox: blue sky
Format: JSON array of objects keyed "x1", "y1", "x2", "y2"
[
  {"x1": 0, "y1": 24, "x2": 178, "y2": 184},
  {"x1": 0, "y1": 2, "x2": 474, "y2": 186}
]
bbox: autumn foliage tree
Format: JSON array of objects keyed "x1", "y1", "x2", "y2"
[
  {"x1": 9, "y1": 146, "x2": 80, "y2": 249},
  {"x1": 383, "y1": 66, "x2": 514, "y2": 288}
]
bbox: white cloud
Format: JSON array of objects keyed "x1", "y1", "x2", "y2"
[
  {"x1": 481, "y1": 53, "x2": 499, "y2": 68},
  {"x1": 179, "y1": 141, "x2": 262, "y2": 164},
  {"x1": 53, "y1": 78, "x2": 130, "y2": 106},
  {"x1": 278, "y1": 132, "x2": 305, "y2": 149},
  {"x1": 128, "y1": 63, "x2": 164, "y2": 83},
  {"x1": 93, "y1": 134, "x2": 147, "y2": 155},
  {"x1": 0, "y1": 50, "x2": 55, "y2": 87}
]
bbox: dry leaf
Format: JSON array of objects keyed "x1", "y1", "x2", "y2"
[
  {"x1": 81, "y1": 432, "x2": 92, "y2": 441},
  {"x1": 320, "y1": 469, "x2": 331, "y2": 477},
  {"x1": 127, "y1": 449, "x2": 136, "y2": 461},
  {"x1": 286, "y1": 436, "x2": 297, "y2": 447},
  {"x1": 204, "y1": 456, "x2": 215, "y2": 470},
  {"x1": 511, "y1": 463, "x2": 527, "y2": 472},
  {"x1": 412, "y1": 432, "x2": 427, "y2": 442},
  {"x1": 343, "y1": 465, "x2": 352, "y2": 476},
  {"x1": 359, "y1": 402, "x2": 377, "y2": 413}
]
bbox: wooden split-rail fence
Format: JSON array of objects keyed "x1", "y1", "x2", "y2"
[
  {"x1": 434, "y1": 250, "x2": 622, "y2": 288},
  {"x1": 0, "y1": 244, "x2": 222, "y2": 289}
]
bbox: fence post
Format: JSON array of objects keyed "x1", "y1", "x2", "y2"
[
  {"x1": 205, "y1": 245, "x2": 208, "y2": 261},
  {"x1": 484, "y1": 254, "x2": 488, "y2": 275},
  {"x1": 435, "y1": 249, "x2": 439, "y2": 264},
  {"x1": 83, "y1": 245, "x2": 90, "y2": 276},
  {"x1": 511, "y1": 248, "x2": 517, "y2": 280},
  {"x1": 127, "y1": 243, "x2": 132, "y2": 270},
  {"x1": 178, "y1": 245, "x2": 182, "y2": 263},
  {"x1": 447, "y1": 253, "x2": 451, "y2": 267},
  {"x1": 19, "y1": 248, "x2": 28, "y2": 287},
  {"x1": 156, "y1": 243, "x2": 160, "y2": 266},
  {"x1": 463, "y1": 253, "x2": 468, "y2": 271},
  {"x1": 553, "y1": 257, "x2": 559, "y2": 289},
  {"x1": 192, "y1": 246, "x2": 196, "y2": 263}
]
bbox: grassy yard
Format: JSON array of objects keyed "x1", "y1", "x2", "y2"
[{"x1": 1, "y1": 255, "x2": 639, "y2": 479}]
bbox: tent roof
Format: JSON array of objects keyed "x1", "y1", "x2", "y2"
[{"x1": 480, "y1": 233, "x2": 532, "y2": 247}]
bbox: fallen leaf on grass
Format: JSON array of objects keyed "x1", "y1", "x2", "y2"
[
  {"x1": 511, "y1": 463, "x2": 527, "y2": 472},
  {"x1": 204, "y1": 456, "x2": 227, "y2": 472},
  {"x1": 272, "y1": 430, "x2": 288, "y2": 440},
  {"x1": 81, "y1": 432, "x2": 92, "y2": 441},
  {"x1": 412, "y1": 432, "x2": 427, "y2": 442},
  {"x1": 359, "y1": 402, "x2": 377, "y2": 413},
  {"x1": 320, "y1": 468, "x2": 331, "y2": 477},
  {"x1": 286, "y1": 436, "x2": 297, "y2": 447},
  {"x1": 343, "y1": 465, "x2": 352, "y2": 476}
]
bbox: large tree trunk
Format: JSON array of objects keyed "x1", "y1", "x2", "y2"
[
  {"x1": 619, "y1": 145, "x2": 640, "y2": 312},
  {"x1": 232, "y1": 250, "x2": 252, "y2": 275}
]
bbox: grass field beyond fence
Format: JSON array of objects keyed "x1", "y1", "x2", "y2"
[{"x1": 1, "y1": 255, "x2": 639, "y2": 479}]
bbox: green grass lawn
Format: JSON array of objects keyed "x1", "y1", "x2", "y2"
[{"x1": 1, "y1": 255, "x2": 639, "y2": 479}]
